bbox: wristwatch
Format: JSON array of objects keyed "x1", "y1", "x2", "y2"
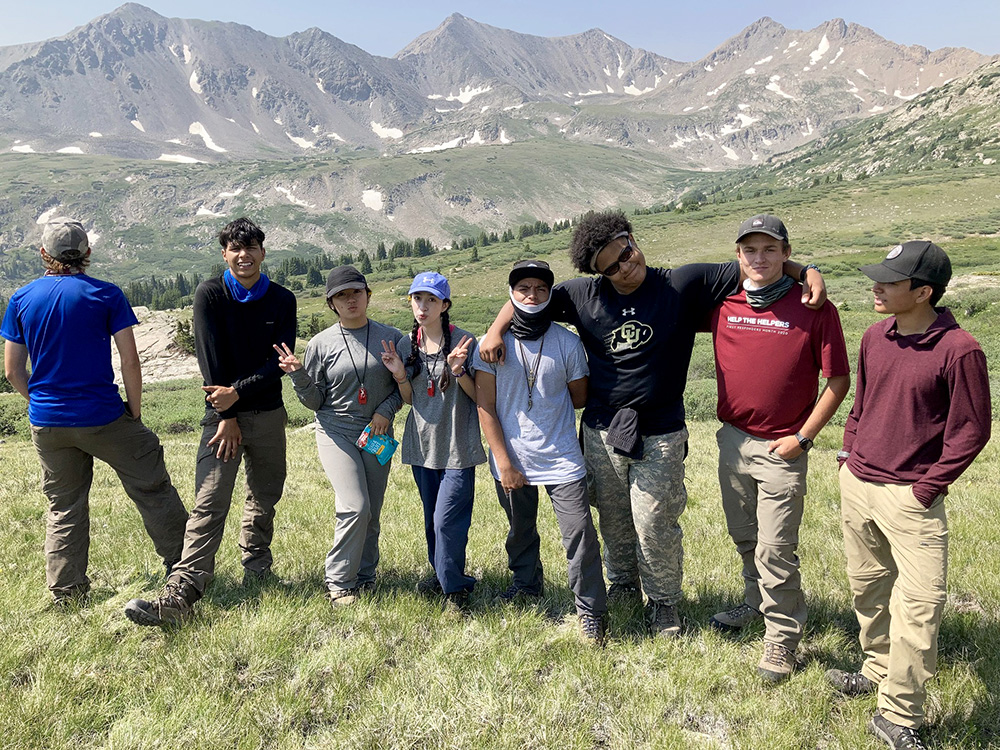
[
  {"x1": 799, "y1": 263, "x2": 820, "y2": 282},
  {"x1": 795, "y1": 432, "x2": 814, "y2": 452}
]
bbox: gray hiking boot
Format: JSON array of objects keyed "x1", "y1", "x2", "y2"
[
  {"x1": 606, "y1": 582, "x2": 643, "y2": 605},
  {"x1": 757, "y1": 642, "x2": 799, "y2": 683},
  {"x1": 826, "y1": 668, "x2": 877, "y2": 696},
  {"x1": 869, "y1": 712, "x2": 927, "y2": 749},
  {"x1": 328, "y1": 587, "x2": 360, "y2": 608},
  {"x1": 709, "y1": 602, "x2": 762, "y2": 632},
  {"x1": 125, "y1": 581, "x2": 195, "y2": 626},
  {"x1": 645, "y1": 600, "x2": 681, "y2": 638},
  {"x1": 579, "y1": 613, "x2": 608, "y2": 646}
]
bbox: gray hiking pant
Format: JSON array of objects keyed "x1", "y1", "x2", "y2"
[
  {"x1": 170, "y1": 407, "x2": 287, "y2": 597},
  {"x1": 30, "y1": 412, "x2": 188, "y2": 597},
  {"x1": 496, "y1": 476, "x2": 608, "y2": 617},
  {"x1": 316, "y1": 427, "x2": 393, "y2": 593}
]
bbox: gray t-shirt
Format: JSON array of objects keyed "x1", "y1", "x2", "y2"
[
  {"x1": 397, "y1": 326, "x2": 487, "y2": 470},
  {"x1": 290, "y1": 319, "x2": 405, "y2": 440},
  {"x1": 472, "y1": 323, "x2": 588, "y2": 484}
]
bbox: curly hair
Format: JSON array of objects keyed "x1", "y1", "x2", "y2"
[
  {"x1": 568, "y1": 210, "x2": 633, "y2": 274},
  {"x1": 40, "y1": 247, "x2": 90, "y2": 273},
  {"x1": 219, "y1": 217, "x2": 265, "y2": 249}
]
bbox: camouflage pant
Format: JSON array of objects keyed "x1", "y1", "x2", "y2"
[{"x1": 582, "y1": 424, "x2": 688, "y2": 604}]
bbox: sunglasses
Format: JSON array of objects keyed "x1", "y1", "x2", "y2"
[{"x1": 599, "y1": 237, "x2": 637, "y2": 277}]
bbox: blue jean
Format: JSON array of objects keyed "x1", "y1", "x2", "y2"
[{"x1": 411, "y1": 466, "x2": 476, "y2": 594}]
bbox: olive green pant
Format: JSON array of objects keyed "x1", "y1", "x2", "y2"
[
  {"x1": 30, "y1": 412, "x2": 188, "y2": 597},
  {"x1": 839, "y1": 465, "x2": 948, "y2": 729}
]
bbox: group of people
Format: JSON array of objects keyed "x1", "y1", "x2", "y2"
[{"x1": 2, "y1": 211, "x2": 990, "y2": 750}]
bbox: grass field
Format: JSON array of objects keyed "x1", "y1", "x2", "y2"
[{"x1": 0, "y1": 415, "x2": 997, "y2": 749}]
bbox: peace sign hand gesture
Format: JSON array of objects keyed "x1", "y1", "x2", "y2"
[
  {"x1": 273, "y1": 342, "x2": 303, "y2": 373},
  {"x1": 447, "y1": 334, "x2": 473, "y2": 377},
  {"x1": 381, "y1": 339, "x2": 406, "y2": 383}
]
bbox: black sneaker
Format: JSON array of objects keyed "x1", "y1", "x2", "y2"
[
  {"x1": 606, "y1": 582, "x2": 643, "y2": 605},
  {"x1": 125, "y1": 581, "x2": 195, "y2": 626},
  {"x1": 242, "y1": 567, "x2": 277, "y2": 587},
  {"x1": 826, "y1": 668, "x2": 877, "y2": 696},
  {"x1": 869, "y1": 712, "x2": 927, "y2": 749},
  {"x1": 578, "y1": 613, "x2": 608, "y2": 646},
  {"x1": 496, "y1": 583, "x2": 543, "y2": 603},
  {"x1": 415, "y1": 575, "x2": 444, "y2": 597},
  {"x1": 709, "y1": 602, "x2": 762, "y2": 632},
  {"x1": 443, "y1": 591, "x2": 471, "y2": 616}
]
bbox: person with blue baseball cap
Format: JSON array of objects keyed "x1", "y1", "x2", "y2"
[{"x1": 380, "y1": 271, "x2": 485, "y2": 614}]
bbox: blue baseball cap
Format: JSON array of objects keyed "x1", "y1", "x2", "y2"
[{"x1": 408, "y1": 271, "x2": 450, "y2": 300}]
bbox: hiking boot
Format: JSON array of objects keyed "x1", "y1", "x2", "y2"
[
  {"x1": 606, "y1": 582, "x2": 643, "y2": 605},
  {"x1": 443, "y1": 591, "x2": 471, "y2": 617},
  {"x1": 328, "y1": 587, "x2": 360, "y2": 608},
  {"x1": 645, "y1": 600, "x2": 681, "y2": 638},
  {"x1": 496, "y1": 583, "x2": 543, "y2": 604},
  {"x1": 826, "y1": 668, "x2": 877, "y2": 696},
  {"x1": 709, "y1": 602, "x2": 762, "y2": 632},
  {"x1": 757, "y1": 642, "x2": 799, "y2": 683},
  {"x1": 125, "y1": 582, "x2": 195, "y2": 626},
  {"x1": 415, "y1": 575, "x2": 444, "y2": 597},
  {"x1": 578, "y1": 613, "x2": 608, "y2": 646},
  {"x1": 869, "y1": 712, "x2": 927, "y2": 749}
]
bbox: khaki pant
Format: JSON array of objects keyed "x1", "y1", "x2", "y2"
[
  {"x1": 583, "y1": 424, "x2": 688, "y2": 605},
  {"x1": 30, "y1": 413, "x2": 188, "y2": 597},
  {"x1": 717, "y1": 423, "x2": 807, "y2": 649},
  {"x1": 170, "y1": 407, "x2": 287, "y2": 596},
  {"x1": 839, "y1": 465, "x2": 948, "y2": 729}
]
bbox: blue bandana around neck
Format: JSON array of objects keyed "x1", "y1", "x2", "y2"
[{"x1": 224, "y1": 269, "x2": 270, "y2": 303}]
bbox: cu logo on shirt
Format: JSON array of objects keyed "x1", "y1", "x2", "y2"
[{"x1": 604, "y1": 321, "x2": 653, "y2": 354}]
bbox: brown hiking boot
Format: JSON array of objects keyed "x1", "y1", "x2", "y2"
[
  {"x1": 579, "y1": 613, "x2": 608, "y2": 646},
  {"x1": 328, "y1": 587, "x2": 360, "y2": 608},
  {"x1": 757, "y1": 642, "x2": 799, "y2": 683},
  {"x1": 125, "y1": 581, "x2": 195, "y2": 626},
  {"x1": 645, "y1": 600, "x2": 681, "y2": 638}
]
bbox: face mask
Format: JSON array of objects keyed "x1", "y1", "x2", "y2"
[{"x1": 509, "y1": 287, "x2": 552, "y2": 340}]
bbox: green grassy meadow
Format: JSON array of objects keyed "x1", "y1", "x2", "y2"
[{"x1": 1, "y1": 165, "x2": 999, "y2": 748}]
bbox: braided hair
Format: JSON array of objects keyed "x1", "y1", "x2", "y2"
[{"x1": 404, "y1": 303, "x2": 454, "y2": 393}]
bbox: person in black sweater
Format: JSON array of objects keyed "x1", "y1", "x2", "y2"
[{"x1": 125, "y1": 218, "x2": 297, "y2": 626}]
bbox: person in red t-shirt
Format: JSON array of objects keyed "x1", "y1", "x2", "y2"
[
  {"x1": 708, "y1": 214, "x2": 850, "y2": 683},
  {"x1": 829, "y1": 241, "x2": 991, "y2": 750}
]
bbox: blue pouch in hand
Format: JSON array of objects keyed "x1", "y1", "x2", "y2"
[{"x1": 356, "y1": 423, "x2": 399, "y2": 465}]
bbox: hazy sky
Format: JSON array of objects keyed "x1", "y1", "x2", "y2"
[{"x1": 5, "y1": 1, "x2": 999, "y2": 60}]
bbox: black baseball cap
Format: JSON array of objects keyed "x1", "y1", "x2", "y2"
[
  {"x1": 860, "y1": 241, "x2": 952, "y2": 286},
  {"x1": 737, "y1": 214, "x2": 789, "y2": 243},
  {"x1": 325, "y1": 265, "x2": 368, "y2": 297},
  {"x1": 509, "y1": 259, "x2": 554, "y2": 288}
]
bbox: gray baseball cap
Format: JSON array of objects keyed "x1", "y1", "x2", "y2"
[
  {"x1": 41, "y1": 218, "x2": 90, "y2": 261},
  {"x1": 737, "y1": 214, "x2": 789, "y2": 243}
]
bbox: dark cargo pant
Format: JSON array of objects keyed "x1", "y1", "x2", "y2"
[
  {"x1": 169, "y1": 407, "x2": 287, "y2": 597},
  {"x1": 496, "y1": 476, "x2": 608, "y2": 617},
  {"x1": 30, "y1": 412, "x2": 188, "y2": 598},
  {"x1": 583, "y1": 424, "x2": 688, "y2": 606}
]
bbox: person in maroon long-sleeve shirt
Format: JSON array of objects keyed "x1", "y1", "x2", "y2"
[{"x1": 828, "y1": 241, "x2": 991, "y2": 750}]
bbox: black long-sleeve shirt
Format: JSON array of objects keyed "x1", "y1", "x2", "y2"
[{"x1": 193, "y1": 276, "x2": 297, "y2": 418}]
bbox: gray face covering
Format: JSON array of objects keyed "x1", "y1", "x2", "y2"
[{"x1": 742, "y1": 275, "x2": 795, "y2": 309}]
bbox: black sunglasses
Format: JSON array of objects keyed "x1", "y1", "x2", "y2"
[{"x1": 599, "y1": 237, "x2": 637, "y2": 277}]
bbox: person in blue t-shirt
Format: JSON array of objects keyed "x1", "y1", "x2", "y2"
[
  {"x1": 474, "y1": 260, "x2": 608, "y2": 645},
  {"x1": 1, "y1": 218, "x2": 189, "y2": 605}
]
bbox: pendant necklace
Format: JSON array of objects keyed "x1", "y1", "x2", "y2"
[
  {"x1": 340, "y1": 320, "x2": 371, "y2": 404},
  {"x1": 516, "y1": 335, "x2": 545, "y2": 411},
  {"x1": 422, "y1": 331, "x2": 444, "y2": 397}
]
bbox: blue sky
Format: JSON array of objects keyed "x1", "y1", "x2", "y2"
[{"x1": 5, "y1": 1, "x2": 999, "y2": 60}]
